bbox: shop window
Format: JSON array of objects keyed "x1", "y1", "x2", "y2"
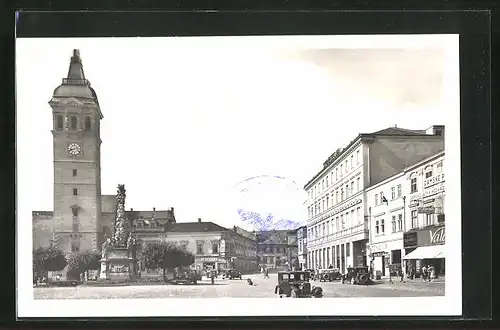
[
  {"x1": 392, "y1": 216, "x2": 397, "y2": 233},
  {"x1": 411, "y1": 210, "x2": 418, "y2": 228},
  {"x1": 410, "y1": 178, "x2": 417, "y2": 193},
  {"x1": 397, "y1": 184, "x2": 402, "y2": 198},
  {"x1": 398, "y1": 214, "x2": 403, "y2": 231}
]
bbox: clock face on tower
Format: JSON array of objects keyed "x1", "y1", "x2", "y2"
[{"x1": 67, "y1": 143, "x2": 81, "y2": 156}]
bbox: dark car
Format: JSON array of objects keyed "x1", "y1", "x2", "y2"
[
  {"x1": 223, "y1": 269, "x2": 242, "y2": 280},
  {"x1": 342, "y1": 266, "x2": 373, "y2": 285},
  {"x1": 173, "y1": 269, "x2": 201, "y2": 285},
  {"x1": 319, "y1": 268, "x2": 342, "y2": 282},
  {"x1": 274, "y1": 271, "x2": 322, "y2": 298}
]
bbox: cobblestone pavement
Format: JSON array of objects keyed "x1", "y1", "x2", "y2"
[{"x1": 34, "y1": 274, "x2": 444, "y2": 299}]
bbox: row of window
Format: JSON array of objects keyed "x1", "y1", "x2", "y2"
[
  {"x1": 374, "y1": 213, "x2": 404, "y2": 235},
  {"x1": 308, "y1": 176, "x2": 362, "y2": 219},
  {"x1": 258, "y1": 246, "x2": 288, "y2": 254},
  {"x1": 410, "y1": 210, "x2": 436, "y2": 228},
  {"x1": 308, "y1": 207, "x2": 363, "y2": 241},
  {"x1": 308, "y1": 150, "x2": 361, "y2": 200},
  {"x1": 196, "y1": 242, "x2": 220, "y2": 254},
  {"x1": 55, "y1": 114, "x2": 92, "y2": 131},
  {"x1": 374, "y1": 184, "x2": 402, "y2": 206}
]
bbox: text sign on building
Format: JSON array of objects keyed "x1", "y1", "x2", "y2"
[
  {"x1": 369, "y1": 243, "x2": 387, "y2": 253},
  {"x1": 423, "y1": 183, "x2": 445, "y2": 198},
  {"x1": 424, "y1": 173, "x2": 445, "y2": 188},
  {"x1": 417, "y1": 206, "x2": 435, "y2": 214},
  {"x1": 416, "y1": 225, "x2": 445, "y2": 246},
  {"x1": 403, "y1": 231, "x2": 418, "y2": 248}
]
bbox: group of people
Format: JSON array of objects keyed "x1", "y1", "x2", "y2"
[
  {"x1": 260, "y1": 267, "x2": 270, "y2": 278},
  {"x1": 421, "y1": 264, "x2": 437, "y2": 282}
]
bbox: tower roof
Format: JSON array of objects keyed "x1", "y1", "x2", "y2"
[{"x1": 52, "y1": 49, "x2": 98, "y2": 100}]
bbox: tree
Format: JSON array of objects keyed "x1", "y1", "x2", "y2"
[
  {"x1": 66, "y1": 250, "x2": 101, "y2": 280},
  {"x1": 33, "y1": 246, "x2": 67, "y2": 278},
  {"x1": 142, "y1": 242, "x2": 195, "y2": 280}
]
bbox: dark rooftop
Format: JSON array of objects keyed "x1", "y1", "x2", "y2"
[{"x1": 164, "y1": 221, "x2": 228, "y2": 233}]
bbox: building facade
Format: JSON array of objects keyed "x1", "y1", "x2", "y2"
[
  {"x1": 366, "y1": 172, "x2": 407, "y2": 277},
  {"x1": 32, "y1": 50, "x2": 175, "y2": 259},
  {"x1": 135, "y1": 219, "x2": 258, "y2": 274},
  {"x1": 305, "y1": 126, "x2": 444, "y2": 274},
  {"x1": 296, "y1": 226, "x2": 308, "y2": 270},
  {"x1": 256, "y1": 230, "x2": 298, "y2": 271},
  {"x1": 402, "y1": 150, "x2": 446, "y2": 277}
]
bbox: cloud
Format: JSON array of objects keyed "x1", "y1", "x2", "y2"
[{"x1": 283, "y1": 48, "x2": 445, "y2": 107}]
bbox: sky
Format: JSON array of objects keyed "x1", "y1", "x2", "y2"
[{"x1": 16, "y1": 35, "x2": 458, "y2": 231}]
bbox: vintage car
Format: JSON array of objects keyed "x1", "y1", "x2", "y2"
[
  {"x1": 342, "y1": 266, "x2": 373, "y2": 285},
  {"x1": 304, "y1": 269, "x2": 315, "y2": 278},
  {"x1": 319, "y1": 268, "x2": 342, "y2": 282},
  {"x1": 274, "y1": 271, "x2": 323, "y2": 298},
  {"x1": 223, "y1": 269, "x2": 242, "y2": 280},
  {"x1": 173, "y1": 269, "x2": 201, "y2": 285}
]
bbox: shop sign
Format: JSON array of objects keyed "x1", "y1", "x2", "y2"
[
  {"x1": 369, "y1": 243, "x2": 387, "y2": 253},
  {"x1": 372, "y1": 251, "x2": 389, "y2": 258},
  {"x1": 403, "y1": 231, "x2": 418, "y2": 248},
  {"x1": 199, "y1": 257, "x2": 220, "y2": 262},
  {"x1": 423, "y1": 183, "x2": 445, "y2": 198},
  {"x1": 418, "y1": 206, "x2": 435, "y2": 214},
  {"x1": 416, "y1": 225, "x2": 445, "y2": 246},
  {"x1": 424, "y1": 173, "x2": 445, "y2": 188}
]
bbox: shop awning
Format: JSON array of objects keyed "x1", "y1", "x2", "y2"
[{"x1": 402, "y1": 245, "x2": 445, "y2": 260}]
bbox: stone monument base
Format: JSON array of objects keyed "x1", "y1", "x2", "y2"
[{"x1": 100, "y1": 247, "x2": 138, "y2": 282}]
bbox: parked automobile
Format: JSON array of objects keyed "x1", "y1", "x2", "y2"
[
  {"x1": 319, "y1": 268, "x2": 342, "y2": 282},
  {"x1": 342, "y1": 266, "x2": 373, "y2": 285},
  {"x1": 274, "y1": 271, "x2": 323, "y2": 298},
  {"x1": 223, "y1": 269, "x2": 242, "y2": 280},
  {"x1": 173, "y1": 269, "x2": 201, "y2": 285},
  {"x1": 304, "y1": 269, "x2": 315, "y2": 279}
]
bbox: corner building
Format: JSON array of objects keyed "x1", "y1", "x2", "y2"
[{"x1": 304, "y1": 126, "x2": 444, "y2": 274}]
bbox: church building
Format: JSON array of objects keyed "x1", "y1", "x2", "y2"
[{"x1": 32, "y1": 49, "x2": 176, "y2": 254}]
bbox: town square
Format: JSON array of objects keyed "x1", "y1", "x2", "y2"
[{"x1": 19, "y1": 36, "x2": 455, "y2": 306}]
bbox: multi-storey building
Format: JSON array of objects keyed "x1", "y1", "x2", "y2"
[
  {"x1": 365, "y1": 149, "x2": 445, "y2": 278},
  {"x1": 135, "y1": 218, "x2": 258, "y2": 274},
  {"x1": 255, "y1": 230, "x2": 298, "y2": 271},
  {"x1": 296, "y1": 226, "x2": 308, "y2": 270},
  {"x1": 304, "y1": 126, "x2": 444, "y2": 274},
  {"x1": 402, "y1": 150, "x2": 446, "y2": 277},
  {"x1": 366, "y1": 171, "x2": 407, "y2": 277}
]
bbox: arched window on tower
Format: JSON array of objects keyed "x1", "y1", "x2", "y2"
[
  {"x1": 70, "y1": 116, "x2": 78, "y2": 130},
  {"x1": 84, "y1": 116, "x2": 92, "y2": 131},
  {"x1": 56, "y1": 115, "x2": 63, "y2": 130}
]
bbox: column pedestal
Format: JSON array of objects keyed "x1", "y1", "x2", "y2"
[{"x1": 99, "y1": 247, "x2": 138, "y2": 282}]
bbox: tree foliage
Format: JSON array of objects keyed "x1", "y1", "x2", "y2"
[
  {"x1": 33, "y1": 246, "x2": 67, "y2": 273},
  {"x1": 142, "y1": 241, "x2": 195, "y2": 273},
  {"x1": 66, "y1": 250, "x2": 101, "y2": 279}
]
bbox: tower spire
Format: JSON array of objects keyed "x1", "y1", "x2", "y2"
[{"x1": 66, "y1": 49, "x2": 87, "y2": 82}]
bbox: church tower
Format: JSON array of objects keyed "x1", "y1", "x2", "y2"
[{"x1": 49, "y1": 49, "x2": 103, "y2": 253}]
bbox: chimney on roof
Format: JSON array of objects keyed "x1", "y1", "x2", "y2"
[
  {"x1": 130, "y1": 208, "x2": 133, "y2": 211},
  {"x1": 198, "y1": 218, "x2": 202, "y2": 223},
  {"x1": 153, "y1": 207, "x2": 156, "y2": 211},
  {"x1": 171, "y1": 207, "x2": 174, "y2": 212}
]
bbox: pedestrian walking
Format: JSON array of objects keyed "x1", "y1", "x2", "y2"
[
  {"x1": 421, "y1": 265, "x2": 427, "y2": 282},
  {"x1": 264, "y1": 268, "x2": 269, "y2": 279},
  {"x1": 210, "y1": 271, "x2": 215, "y2": 285},
  {"x1": 429, "y1": 265, "x2": 435, "y2": 282},
  {"x1": 399, "y1": 268, "x2": 404, "y2": 282}
]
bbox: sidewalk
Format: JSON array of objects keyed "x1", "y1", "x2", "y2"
[{"x1": 373, "y1": 277, "x2": 445, "y2": 294}]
